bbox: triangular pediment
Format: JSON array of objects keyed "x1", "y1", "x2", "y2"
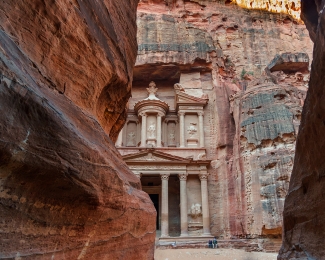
[{"x1": 123, "y1": 150, "x2": 190, "y2": 163}]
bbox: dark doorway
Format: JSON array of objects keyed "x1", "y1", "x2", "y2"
[{"x1": 149, "y1": 194, "x2": 159, "y2": 230}]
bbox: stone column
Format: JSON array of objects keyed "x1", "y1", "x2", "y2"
[
  {"x1": 178, "y1": 111, "x2": 185, "y2": 148},
  {"x1": 198, "y1": 111, "x2": 205, "y2": 148},
  {"x1": 134, "y1": 172, "x2": 142, "y2": 179},
  {"x1": 161, "y1": 173, "x2": 170, "y2": 237},
  {"x1": 140, "y1": 113, "x2": 147, "y2": 147},
  {"x1": 179, "y1": 173, "x2": 188, "y2": 237},
  {"x1": 199, "y1": 172, "x2": 211, "y2": 236},
  {"x1": 157, "y1": 113, "x2": 162, "y2": 147},
  {"x1": 116, "y1": 128, "x2": 123, "y2": 147}
]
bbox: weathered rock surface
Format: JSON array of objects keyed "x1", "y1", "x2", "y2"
[
  {"x1": 136, "y1": 0, "x2": 313, "y2": 239},
  {"x1": 279, "y1": 1, "x2": 325, "y2": 259},
  {"x1": 0, "y1": 1, "x2": 155, "y2": 259}
]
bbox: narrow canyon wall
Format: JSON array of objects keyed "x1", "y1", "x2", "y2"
[
  {"x1": 136, "y1": 0, "x2": 313, "y2": 238},
  {"x1": 0, "y1": 1, "x2": 155, "y2": 259},
  {"x1": 279, "y1": 0, "x2": 325, "y2": 259}
]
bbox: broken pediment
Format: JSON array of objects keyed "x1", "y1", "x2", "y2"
[{"x1": 174, "y1": 85, "x2": 208, "y2": 109}]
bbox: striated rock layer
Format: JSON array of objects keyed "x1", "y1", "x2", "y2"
[
  {"x1": 279, "y1": 1, "x2": 325, "y2": 259},
  {"x1": 0, "y1": 0, "x2": 156, "y2": 259},
  {"x1": 136, "y1": 0, "x2": 313, "y2": 239}
]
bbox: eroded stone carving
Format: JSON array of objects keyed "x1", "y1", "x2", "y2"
[
  {"x1": 187, "y1": 123, "x2": 197, "y2": 137},
  {"x1": 147, "y1": 123, "x2": 156, "y2": 138},
  {"x1": 127, "y1": 131, "x2": 136, "y2": 146},
  {"x1": 147, "y1": 81, "x2": 158, "y2": 96},
  {"x1": 189, "y1": 203, "x2": 202, "y2": 218},
  {"x1": 174, "y1": 83, "x2": 185, "y2": 91}
]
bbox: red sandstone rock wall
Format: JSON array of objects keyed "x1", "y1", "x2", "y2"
[
  {"x1": 0, "y1": 1, "x2": 155, "y2": 259},
  {"x1": 279, "y1": 1, "x2": 325, "y2": 259},
  {"x1": 136, "y1": 0, "x2": 313, "y2": 238}
]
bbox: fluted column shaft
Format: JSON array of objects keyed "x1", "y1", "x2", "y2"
[
  {"x1": 199, "y1": 173, "x2": 211, "y2": 235},
  {"x1": 140, "y1": 113, "x2": 147, "y2": 147},
  {"x1": 161, "y1": 173, "x2": 170, "y2": 237},
  {"x1": 178, "y1": 112, "x2": 185, "y2": 147},
  {"x1": 157, "y1": 113, "x2": 162, "y2": 147},
  {"x1": 198, "y1": 112, "x2": 205, "y2": 148}
]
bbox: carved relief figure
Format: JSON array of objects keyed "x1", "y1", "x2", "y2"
[
  {"x1": 187, "y1": 122, "x2": 197, "y2": 137},
  {"x1": 127, "y1": 131, "x2": 136, "y2": 146},
  {"x1": 168, "y1": 124, "x2": 176, "y2": 145},
  {"x1": 190, "y1": 203, "x2": 202, "y2": 218},
  {"x1": 169, "y1": 131, "x2": 176, "y2": 143},
  {"x1": 147, "y1": 123, "x2": 156, "y2": 138}
]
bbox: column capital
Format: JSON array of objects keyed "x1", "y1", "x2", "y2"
[
  {"x1": 199, "y1": 173, "x2": 209, "y2": 181},
  {"x1": 198, "y1": 111, "x2": 204, "y2": 116},
  {"x1": 178, "y1": 111, "x2": 185, "y2": 117},
  {"x1": 178, "y1": 173, "x2": 188, "y2": 181},
  {"x1": 157, "y1": 112, "x2": 164, "y2": 117},
  {"x1": 140, "y1": 112, "x2": 147, "y2": 117},
  {"x1": 161, "y1": 173, "x2": 170, "y2": 180}
]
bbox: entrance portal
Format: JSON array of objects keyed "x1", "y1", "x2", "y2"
[{"x1": 149, "y1": 194, "x2": 159, "y2": 230}]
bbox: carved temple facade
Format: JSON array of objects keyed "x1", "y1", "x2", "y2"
[{"x1": 116, "y1": 81, "x2": 213, "y2": 239}]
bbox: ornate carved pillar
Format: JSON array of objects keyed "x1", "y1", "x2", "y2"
[
  {"x1": 198, "y1": 111, "x2": 205, "y2": 148},
  {"x1": 157, "y1": 113, "x2": 162, "y2": 147},
  {"x1": 116, "y1": 128, "x2": 123, "y2": 147},
  {"x1": 161, "y1": 173, "x2": 170, "y2": 237},
  {"x1": 199, "y1": 172, "x2": 211, "y2": 236},
  {"x1": 178, "y1": 111, "x2": 185, "y2": 148},
  {"x1": 140, "y1": 113, "x2": 147, "y2": 147},
  {"x1": 179, "y1": 173, "x2": 188, "y2": 237}
]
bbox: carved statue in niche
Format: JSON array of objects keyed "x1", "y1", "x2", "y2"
[
  {"x1": 187, "y1": 122, "x2": 197, "y2": 138},
  {"x1": 189, "y1": 203, "x2": 202, "y2": 218},
  {"x1": 126, "y1": 131, "x2": 136, "y2": 146},
  {"x1": 147, "y1": 122, "x2": 156, "y2": 138}
]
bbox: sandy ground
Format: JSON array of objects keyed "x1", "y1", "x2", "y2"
[{"x1": 154, "y1": 248, "x2": 278, "y2": 260}]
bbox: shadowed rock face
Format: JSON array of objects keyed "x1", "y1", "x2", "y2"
[
  {"x1": 279, "y1": 1, "x2": 325, "y2": 259},
  {"x1": 0, "y1": 1, "x2": 156, "y2": 259}
]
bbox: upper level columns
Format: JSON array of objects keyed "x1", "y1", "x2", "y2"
[
  {"x1": 179, "y1": 173, "x2": 188, "y2": 237},
  {"x1": 140, "y1": 113, "x2": 147, "y2": 147},
  {"x1": 198, "y1": 111, "x2": 204, "y2": 148},
  {"x1": 178, "y1": 111, "x2": 185, "y2": 147},
  {"x1": 199, "y1": 171, "x2": 211, "y2": 236}
]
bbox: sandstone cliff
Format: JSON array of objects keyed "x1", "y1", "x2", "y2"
[
  {"x1": 279, "y1": 1, "x2": 325, "y2": 259},
  {"x1": 136, "y1": 0, "x2": 313, "y2": 238},
  {"x1": 0, "y1": 1, "x2": 155, "y2": 259}
]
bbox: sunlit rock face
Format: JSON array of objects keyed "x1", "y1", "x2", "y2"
[
  {"x1": 0, "y1": 1, "x2": 156, "y2": 259},
  {"x1": 279, "y1": 1, "x2": 325, "y2": 259},
  {"x1": 232, "y1": 0, "x2": 301, "y2": 21},
  {"x1": 136, "y1": 0, "x2": 313, "y2": 239}
]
